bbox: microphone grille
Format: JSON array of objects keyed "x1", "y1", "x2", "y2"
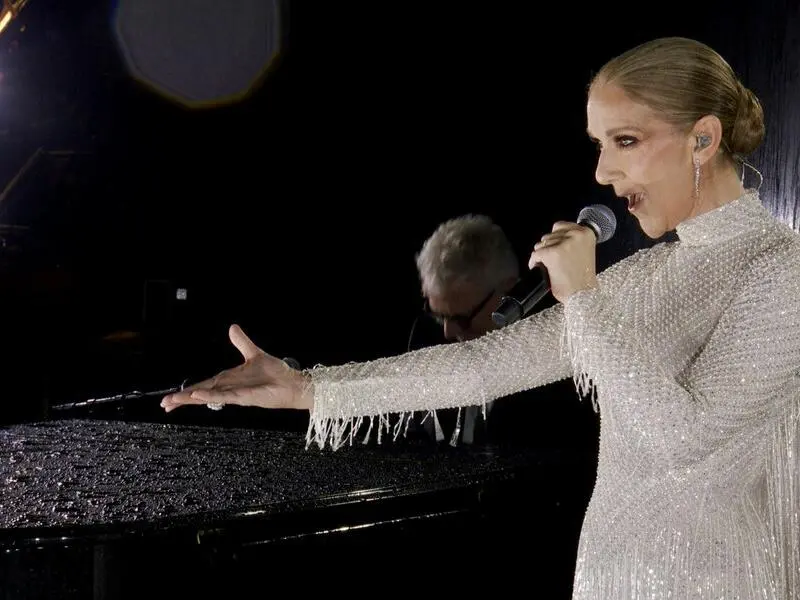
[{"x1": 578, "y1": 204, "x2": 617, "y2": 243}]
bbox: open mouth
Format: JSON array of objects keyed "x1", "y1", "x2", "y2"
[{"x1": 627, "y1": 192, "x2": 644, "y2": 212}]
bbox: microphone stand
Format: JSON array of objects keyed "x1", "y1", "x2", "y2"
[
  {"x1": 48, "y1": 358, "x2": 300, "y2": 413},
  {"x1": 49, "y1": 380, "x2": 190, "y2": 413}
]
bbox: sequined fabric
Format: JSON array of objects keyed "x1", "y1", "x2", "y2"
[{"x1": 306, "y1": 190, "x2": 799, "y2": 599}]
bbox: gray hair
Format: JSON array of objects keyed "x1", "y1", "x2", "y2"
[{"x1": 415, "y1": 214, "x2": 519, "y2": 297}]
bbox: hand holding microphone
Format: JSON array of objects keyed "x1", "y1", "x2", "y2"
[
  {"x1": 492, "y1": 205, "x2": 617, "y2": 326},
  {"x1": 529, "y1": 220, "x2": 600, "y2": 302}
]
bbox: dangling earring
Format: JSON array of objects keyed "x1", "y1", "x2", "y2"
[
  {"x1": 694, "y1": 155, "x2": 701, "y2": 197},
  {"x1": 693, "y1": 132, "x2": 710, "y2": 199}
]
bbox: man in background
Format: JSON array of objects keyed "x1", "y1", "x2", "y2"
[
  {"x1": 415, "y1": 214, "x2": 519, "y2": 345},
  {"x1": 409, "y1": 214, "x2": 517, "y2": 445},
  {"x1": 409, "y1": 214, "x2": 599, "y2": 452}
]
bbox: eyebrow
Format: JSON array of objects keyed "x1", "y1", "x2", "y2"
[{"x1": 587, "y1": 126, "x2": 644, "y2": 140}]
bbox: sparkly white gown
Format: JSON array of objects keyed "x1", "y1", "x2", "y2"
[{"x1": 305, "y1": 191, "x2": 800, "y2": 599}]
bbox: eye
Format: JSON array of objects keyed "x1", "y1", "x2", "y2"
[{"x1": 615, "y1": 135, "x2": 638, "y2": 149}]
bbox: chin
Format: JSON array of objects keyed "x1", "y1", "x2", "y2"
[{"x1": 637, "y1": 218, "x2": 668, "y2": 240}]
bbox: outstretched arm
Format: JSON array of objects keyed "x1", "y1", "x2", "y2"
[
  {"x1": 161, "y1": 304, "x2": 573, "y2": 448},
  {"x1": 305, "y1": 303, "x2": 571, "y2": 448},
  {"x1": 163, "y1": 217, "x2": 612, "y2": 449}
]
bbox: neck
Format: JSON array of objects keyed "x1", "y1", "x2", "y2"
[{"x1": 688, "y1": 159, "x2": 746, "y2": 220}]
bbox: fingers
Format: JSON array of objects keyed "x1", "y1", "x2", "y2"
[
  {"x1": 159, "y1": 369, "x2": 233, "y2": 412},
  {"x1": 160, "y1": 379, "x2": 245, "y2": 412},
  {"x1": 188, "y1": 387, "x2": 255, "y2": 406},
  {"x1": 159, "y1": 324, "x2": 291, "y2": 414},
  {"x1": 528, "y1": 247, "x2": 552, "y2": 269},
  {"x1": 551, "y1": 220, "x2": 581, "y2": 233},
  {"x1": 161, "y1": 366, "x2": 248, "y2": 411},
  {"x1": 533, "y1": 232, "x2": 567, "y2": 250},
  {"x1": 528, "y1": 223, "x2": 592, "y2": 269},
  {"x1": 229, "y1": 324, "x2": 261, "y2": 361},
  {"x1": 532, "y1": 221, "x2": 594, "y2": 253},
  {"x1": 190, "y1": 387, "x2": 283, "y2": 408},
  {"x1": 162, "y1": 384, "x2": 288, "y2": 411},
  {"x1": 161, "y1": 388, "x2": 213, "y2": 412},
  {"x1": 552, "y1": 221, "x2": 598, "y2": 243}
]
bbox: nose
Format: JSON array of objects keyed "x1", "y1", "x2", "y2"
[{"x1": 594, "y1": 148, "x2": 621, "y2": 186}]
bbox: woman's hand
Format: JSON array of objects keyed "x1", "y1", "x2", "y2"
[
  {"x1": 160, "y1": 324, "x2": 312, "y2": 413},
  {"x1": 528, "y1": 221, "x2": 599, "y2": 303}
]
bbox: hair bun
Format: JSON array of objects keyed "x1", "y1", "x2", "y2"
[{"x1": 729, "y1": 82, "x2": 765, "y2": 157}]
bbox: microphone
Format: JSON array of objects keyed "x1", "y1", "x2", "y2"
[{"x1": 491, "y1": 204, "x2": 617, "y2": 327}]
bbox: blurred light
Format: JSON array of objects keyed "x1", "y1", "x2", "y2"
[
  {"x1": 113, "y1": 0, "x2": 282, "y2": 109},
  {"x1": 0, "y1": 12, "x2": 12, "y2": 35},
  {"x1": 0, "y1": 0, "x2": 30, "y2": 36}
]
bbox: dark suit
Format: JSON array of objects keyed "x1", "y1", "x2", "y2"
[{"x1": 406, "y1": 311, "x2": 600, "y2": 453}]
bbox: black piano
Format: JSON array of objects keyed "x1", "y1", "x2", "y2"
[{"x1": 0, "y1": 418, "x2": 594, "y2": 600}]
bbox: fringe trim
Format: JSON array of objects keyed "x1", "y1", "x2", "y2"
[
  {"x1": 305, "y1": 407, "x2": 485, "y2": 450},
  {"x1": 305, "y1": 399, "x2": 488, "y2": 451},
  {"x1": 573, "y1": 491, "x2": 790, "y2": 599},
  {"x1": 765, "y1": 398, "x2": 799, "y2": 597},
  {"x1": 560, "y1": 308, "x2": 600, "y2": 413},
  {"x1": 303, "y1": 360, "x2": 492, "y2": 450},
  {"x1": 449, "y1": 407, "x2": 463, "y2": 447}
]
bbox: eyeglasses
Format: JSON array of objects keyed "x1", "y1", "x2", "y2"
[{"x1": 423, "y1": 288, "x2": 495, "y2": 330}]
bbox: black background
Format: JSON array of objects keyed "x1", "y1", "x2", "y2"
[{"x1": 0, "y1": 0, "x2": 797, "y2": 422}]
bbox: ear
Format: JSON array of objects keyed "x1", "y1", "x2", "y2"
[{"x1": 691, "y1": 114, "x2": 723, "y2": 166}]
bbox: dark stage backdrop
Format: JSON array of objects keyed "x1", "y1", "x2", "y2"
[{"x1": 0, "y1": 0, "x2": 797, "y2": 420}]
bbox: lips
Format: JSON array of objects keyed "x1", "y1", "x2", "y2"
[{"x1": 622, "y1": 192, "x2": 644, "y2": 212}]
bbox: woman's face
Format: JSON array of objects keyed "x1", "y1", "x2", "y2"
[{"x1": 587, "y1": 83, "x2": 698, "y2": 239}]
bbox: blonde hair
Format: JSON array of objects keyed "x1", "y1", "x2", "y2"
[{"x1": 591, "y1": 37, "x2": 764, "y2": 159}]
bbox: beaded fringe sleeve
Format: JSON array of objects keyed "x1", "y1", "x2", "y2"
[
  {"x1": 304, "y1": 303, "x2": 572, "y2": 450},
  {"x1": 563, "y1": 245, "x2": 800, "y2": 598},
  {"x1": 303, "y1": 191, "x2": 798, "y2": 598}
]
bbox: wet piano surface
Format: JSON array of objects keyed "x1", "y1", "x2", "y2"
[{"x1": 0, "y1": 418, "x2": 594, "y2": 599}]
